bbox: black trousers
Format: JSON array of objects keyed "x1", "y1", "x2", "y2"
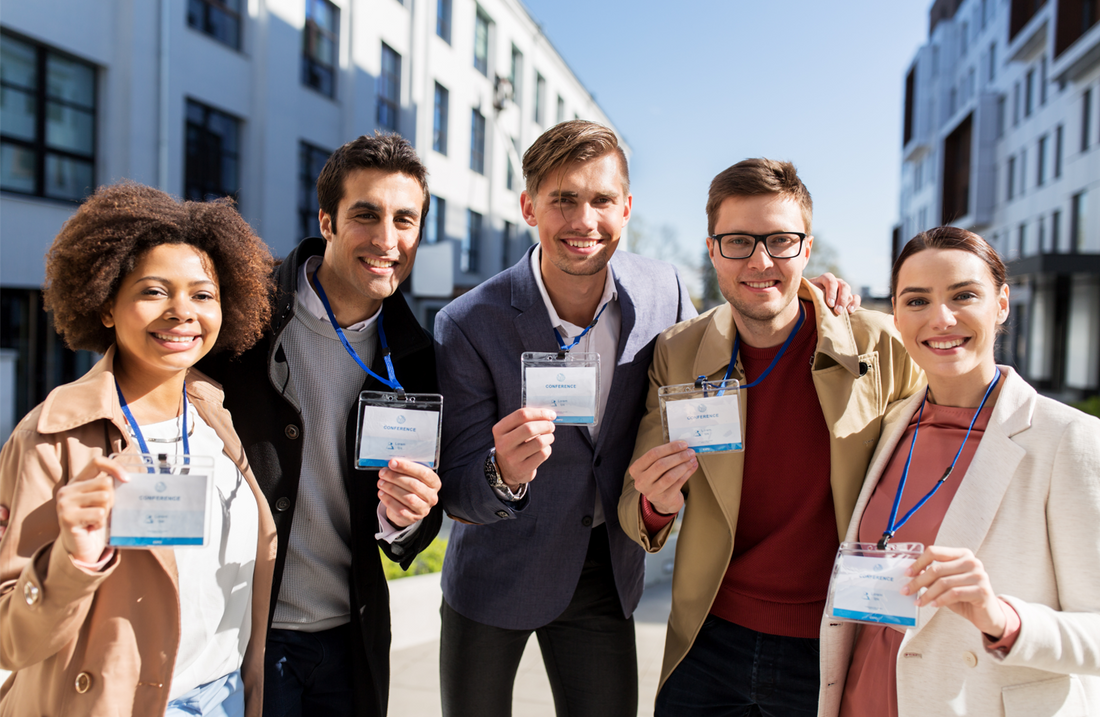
[{"x1": 439, "y1": 525, "x2": 638, "y2": 717}]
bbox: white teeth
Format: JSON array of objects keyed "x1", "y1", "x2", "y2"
[
  {"x1": 363, "y1": 257, "x2": 395, "y2": 268},
  {"x1": 746, "y1": 281, "x2": 776, "y2": 289},
  {"x1": 928, "y1": 339, "x2": 965, "y2": 349},
  {"x1": 565, "y1": 239, "x2": 597, "y2": 248},
  {"x1": 155, "y1": 334, "x2": 196, "y2": 343}
]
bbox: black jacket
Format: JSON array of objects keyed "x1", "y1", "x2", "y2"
[{"x1": 201, "y1": 237, "x2": 443, "y2": 717}]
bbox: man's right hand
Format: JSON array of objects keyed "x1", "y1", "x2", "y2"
[
  {"x1": 491, "y1": 407, "x2": 557, "y2": 489},
  {"x1": 628, "y1": 441, "x2": 697, "y2": 515}
]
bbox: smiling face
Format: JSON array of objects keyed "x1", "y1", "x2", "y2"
[
  {"x1": 520, "y1": 152, "x2": 631, "y2": 284},
  {"x1": 707, "y1": 194, "x2": 812, "y2": 344},
  {"x1": 893, "y1": 248, "x2": 1009, "y2": 399},
  {"x1": 102, "y1": 243, "x2": 222, "y2": 382},
  {"x1": 317, "y1": 168, "x2": 424, "y2": 324}
]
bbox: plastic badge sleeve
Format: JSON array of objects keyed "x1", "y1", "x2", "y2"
[
  {"x1": 825, "y1": 541, "x2": 924, "y2": 627},
  {"x1": 356, "y1": 391, "x2": 443, "y2": 470},
  {"x1": 521, "y1": 352, "x2": 600, "y2": 425},
  {"x1": 108, "y1": 453, "x2": 214, "y2": 548},
  {"x1": 658, "y1": 379, "x2": 744, "y2": 454}
]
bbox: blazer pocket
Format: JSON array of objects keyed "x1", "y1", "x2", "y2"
[{"x1": 1002, "y1": 674, "x2": 1090, "y2": 717}]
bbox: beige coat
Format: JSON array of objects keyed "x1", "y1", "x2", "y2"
[
  {"x1": 818, "y1": 367, "x2": 1100, "y2": 717},
  {"x1": 619, "y1": 280, "x2": 925, "y2": 693},
  {"x1": 0, "y1": 348, "x2": 277, "y2": 717}
]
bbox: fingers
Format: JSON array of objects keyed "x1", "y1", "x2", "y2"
[
  {"x1": 0, "y1": 504, "x2": 8, "y2": 540},
  {"x1": 378, "y1": 462, "x2": 441, "y2": 528},
  {"x1": 629, "y1": 442, "x2": 697, "y2": 515},
  {"x1": 810, "y1": 272, "x2": 839, "y2": 308},
  {"x1": 71, "y1": 455, "x2": 129, "y2": 485},
  {"x1": 492, "y1": 407, "x2": 557, "y2": 438},
  {"x1": 902, "y1": 546, "x2": 987, "y2": 602},
  {"x1": 832, "y1": 281, "x2": 861, "y2": 315},
  {"x1": 492, "y1": 409, "x2": 558, "y2": 486}
]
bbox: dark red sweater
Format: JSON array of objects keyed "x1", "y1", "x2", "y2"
[{"x1": 710, "y1": 300, "x2": 838, "y2": 638}]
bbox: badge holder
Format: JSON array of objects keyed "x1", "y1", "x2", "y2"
[
  {"x1": 356, "y1": 390, "x2": 443, "y2": 470},
  {"x1": 108, "y1": 453, "x2": 214, "y2": 548},
  {"x1": 825, "y1": 541, "x2": 924, "y2": 627},
  {"x1": 658, "y1": 378, "x2": 744, "y2": 454},
  {"x1": 521, "y1": 352, "x2": 600, "y2": 425}
]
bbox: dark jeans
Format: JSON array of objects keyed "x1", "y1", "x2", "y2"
[
  {"x1": 439, "y1": 525, "x2": 638, "y2": 717},
  {"x1": 655, "y1": 615, "x2": 820, "y2": 717},
  {"x1": 263, "y1": 623, "x2": 355, "y2": 717}
]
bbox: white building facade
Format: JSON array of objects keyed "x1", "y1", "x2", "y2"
[
  {"x1": 0, "y1": 0, "x2": 624, "y2": 437},
  {"x1": 895, "y1": 0, "x2": 1100, "y2": 401}
]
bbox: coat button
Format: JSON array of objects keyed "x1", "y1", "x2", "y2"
[
  {"x1": 285, "y1": 425, "x2": 300, "y2": 439},
  {"x1": 963, "y1": 651, "x2": 978, "y2": 668},
  {"x1": 74, "y1": 672, "x2": 92, "y2": 693},
  {"x1": 495, "y1": 510, "x2": 509, "y2": 519},
  {"x1": 275, "y1": 497, "x2": 291, "y2": 512},
  {"x1": 581, "y1": 516, "x2": 593, "y2": 527},
  {"x1": 23, "y1": 582, "x2": 39, "y2": 606}
]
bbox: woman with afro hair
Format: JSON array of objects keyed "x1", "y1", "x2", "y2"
[{"x1": 0, "y1": 182, "x2": 277, "y2": 717}]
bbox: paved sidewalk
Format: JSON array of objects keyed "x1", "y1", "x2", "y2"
[{"x1": 389, "y1": 573, "x2": 673, "y2": 716}]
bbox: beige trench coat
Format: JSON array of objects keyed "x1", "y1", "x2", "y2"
[
  {"x1": 0, "y1": 348, "x2": 277, "y2": 717},
  {"x1": 619, "y1": 280, "x2": 924, "y2": 695}
]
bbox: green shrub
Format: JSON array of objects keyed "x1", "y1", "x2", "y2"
[
  {"x1": 1072, "y1": 395, "x2": 1100, "y2": 419},
  {"x1": 381, "y1": 537, "x2": 448, "y2": 580}
]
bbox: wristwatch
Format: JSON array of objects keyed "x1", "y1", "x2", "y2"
[{"x1": 484, "y1": 448, "x2": 527, "y2": 502}]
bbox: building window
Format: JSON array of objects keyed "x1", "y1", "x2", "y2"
[
  {"x1": 1037, "y1": 134, "x2": 1048, "y2": 186},
  {"x1": 1055, "y1": 124, "x2": 1064, "y2": 177},
  {"x1": 378, "y1": 43, "x2": 401, "y2": 132},
  {"x1": 184, "y1": 99, "x2": 240, "y2": 202},
  {"x1": 433, "y1": 82, "x2": 449, "y2": 154},
  {"x1": 424, "y1": 195, "x2": 445, "y2": 243},
  {"x1": 473, "y1": 8, "x2": 490, "y2": 76},
  {"x1": 1007, "y1": 155, "x2": 1016, "y2": 200},
  {"x1": 534, "y1": 72, "x2": 545, "y2": 124},
  {"x1": 1071, "y1": 191, "x2": 1087, "y2": 252},
  {"x1": 506, "y1": 156, "x2": 515, "y2": 191},
  {"x1": 1040, "y1": 55, "x2": 1048, "y2": 105},
  {"x1": 903, "y1": 66, "x2": 916, "y2": 146},
  {"x1": 1020, "y1": 148, "x2": 1027, "y2": 196},
  {"x1": 1055, "y1": 0, "x2": 1099, "y2": 58},
  {"x1": 1039, "y1": 215, "x2": 1047, "y2": 251},
  {"x1": 1017, "y1": 222, "x2": 1027, "y2": 257},
  {"x1": 941, "y1": 113, "x2": 973, "y2": 223},
  {"x1": 436, "y1": 0, "x2": 452, "y2": 44},
  {"x1": 0, "y1": 33, "x2": 96, "y2": 201},
  {"x1": 302, "y1": 0, "x2": 339, "y2": 97},
  {"x1": 556, "y1": 95, "x2": 565, "y2": 124},
  {"x1": 988, "y1": 42, "x2": 996, "y2": 82},
  {"x1": 1013, "y1": 81, "x2": 1020, "y2": 126},
  {"x1": 463, "y1": 209, "x2": 481, "y2": 272},
  {"x1": 187, "y1": 0, "x2": 242, "y2": 49},
  {"x1": 1083, "y1": 88, "x2": 1092, "y2": 151},
  {"x1": 502, "y1": 220, "x2": 514, "y2": 270},
  {"x1": 996, "y1": 95, "x2": 1006, "y2": 138},
  {"x1": 510, "y1": 45, "x2": 523, "y2": 107},
  {"x1": 299, "y1": 141, "x2": 330, "y2": 239},
  {"x1": 470, "y1": 108, "x2": 485, "y2": 174},
  {"x1": 1025, "y1": 68, "x2": 1035, "y2": 117},
  {"x1": 1052, "y1": 208, "x2": 1062, "y2": 251}
]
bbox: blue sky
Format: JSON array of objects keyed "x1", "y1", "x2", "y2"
[{"x1": 520, "y1": 0, "x2": 931, "y2": 294}]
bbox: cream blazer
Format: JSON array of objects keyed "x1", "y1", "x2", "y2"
[{"x1": 818, "y1": 367, "x2": 1100, "y2": 717}]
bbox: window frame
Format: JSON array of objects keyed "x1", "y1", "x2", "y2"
[
  {"x1": 436, "y1": 0, "x2": 452, "y2": 43},
  {"x1": 302, "y1": 0, "x2": 340, "y2": 98},
  {"x1": 184, "y1": 98, "x2": 241, "y2": 203},
  {"x1": 377, "y1": 42, "x2": 402, "y2": 132},
  {"x1": 187, "y1": 0, "x2": 243, "y2": 50},
  {"x1": 470, "y1": 108, "x2": 486, "y2": 174},
  {"x1": 298, "y1": 140, "x2": 331, "y2": 240},
  {"x1": 473, "y1": 8, "x2": 490, "y2": 76},
  {"x1": 433, "y1": 82, "x2": 449, "y2": 155},
  {"x1": 463, "y1": 209, "x2": 482, "y2": 273}
]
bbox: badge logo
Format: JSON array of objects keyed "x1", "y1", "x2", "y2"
[
  {"x1": 696, "y1": 403, "x2": 707, "y2": 413},
  {"x1": 396, "y1": 415, "x2": 406, "y2": 424},
  {"x1": 557, "y1": 373, "x2": 566, "y2": 382},
  {"x1": 155, "y1": 481, "x2": 167, "y2": 493},
  {"x1": 873, "y1": 563, "x2": 884, "y2": 572}
]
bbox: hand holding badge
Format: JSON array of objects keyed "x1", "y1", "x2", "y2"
[{"x1": 521, "y1": 299, "x2": 608, "y2": 425}]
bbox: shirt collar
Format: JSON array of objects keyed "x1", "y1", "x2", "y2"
[
  {"x1": 297, "y1": 255, "x2": 381, "y2": 333},
  {"x1": 530, "y1": 246, "x2": 618, "y2": 334}
]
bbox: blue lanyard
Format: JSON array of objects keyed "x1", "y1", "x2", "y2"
[
  {"x1": 312, "y1": 270, "x2": 404, "y2": 394},
  {"x1": 115, "y1": 381, "x2": 190, "y2": 474},
  {"x1": 876, "y1": 370, "x2": 1001, "y2": 549},
  {"x1": 696, "y1": 301, "x2": 806, "y2": 397},
  {"x1": 554, "y1": 300, "x2": 611, "y2": 356}
]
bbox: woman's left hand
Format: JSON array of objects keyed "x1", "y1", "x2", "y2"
[{"x1": 902, "y1": 545, "x2": 1010, "y2": 638}]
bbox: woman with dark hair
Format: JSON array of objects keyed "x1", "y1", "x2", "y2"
[
  {"x1": 0, "y1": 182, "x2": 277, "y2": 717},
  {"x1": 818, "y1": 226, "x2": 1100, "y2": 716}
]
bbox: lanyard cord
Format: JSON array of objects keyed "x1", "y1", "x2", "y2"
[
  {"x1": 877, "y1": 370, "x2": 1001, "y2": 549},
  {"x1": 312, "y1": 270, "x2": 404, "y2": 394},
  {"x1": 554, "y1": 300, "x2": 611, "y2": 356},
  {"x1": 116, "y1": 381, "x2": 190, "y2": 474},
  {"x1": 696, "y1": 301, "x2": 807, "y2": 397}
]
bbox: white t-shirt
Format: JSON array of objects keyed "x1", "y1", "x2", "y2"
[{"x1": 133, "y1": 407, "x2": 259, "y2": 700}]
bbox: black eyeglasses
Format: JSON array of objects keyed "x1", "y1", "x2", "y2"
[{"x1": 709, "y1": 232, "x2": 807, "y2": 260}]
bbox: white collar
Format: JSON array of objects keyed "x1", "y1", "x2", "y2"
[
  {"x1": 530, "y1": 246, "x2": 618, "y2": 334},
  {"x1": 297, "y1": 255, "x2": 382, "y2": 333}
]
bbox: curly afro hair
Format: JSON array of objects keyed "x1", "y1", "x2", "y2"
[{"x1": 44, "y1": 182, "x2": 274, "y2": 356}]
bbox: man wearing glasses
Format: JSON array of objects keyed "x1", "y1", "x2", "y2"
[{"x1": 620, "y1": 158, "x2": 924, "y2": 716}]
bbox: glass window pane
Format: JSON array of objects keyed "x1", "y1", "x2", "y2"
[
  {"x1": 46, "y1": 54, "x2": 94, "y2": 108},
  {"x1": 207, "y1": 111, "x2": 238, "y2": 152},
  {"x1": 45, "y1": 153, "x2": 93, "y2": 200},
  {"x1": 1, "y1": 87, "x2": 37, "y2": 141},
  {"x1": 221, "y1": 154, "x2": 238, "y2": 195},
  {"x1": 223, "y1": 0, "x2": 242, "y2": 13},
  {"x1": 1, "y1": 142, "x2": 37, "y2": 192},
  {"x1": 186, "y1": 100, "x2": 205, "y2": 125},
  {"x1": 210, "y1": 9, "x2": 240, "y2": 48},
  {"x1": 46, "y1": 103, "x2": 94, "y2": 154},
  {"x1": 1, "y1": 37, "x2": 37, "y2": 89}
]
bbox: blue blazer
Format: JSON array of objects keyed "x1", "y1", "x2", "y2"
[{"x1": 434, "y1": 246, "x2": 696, "y2": 629}]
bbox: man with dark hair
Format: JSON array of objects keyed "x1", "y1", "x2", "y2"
[
  {"x1": 620, "y1": 158, "x2": 924, "y2": 715},
  {"x1": 203, "y1": 132, "x2": 443, "y2": 717}
]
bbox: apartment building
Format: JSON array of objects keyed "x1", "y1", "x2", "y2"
[
  {"x1": 895, "y1": 0, "x2": 1100, "y2": 401},
  {"x1": 0, "y1": 0, "x2": 624, "y2": 440}
]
